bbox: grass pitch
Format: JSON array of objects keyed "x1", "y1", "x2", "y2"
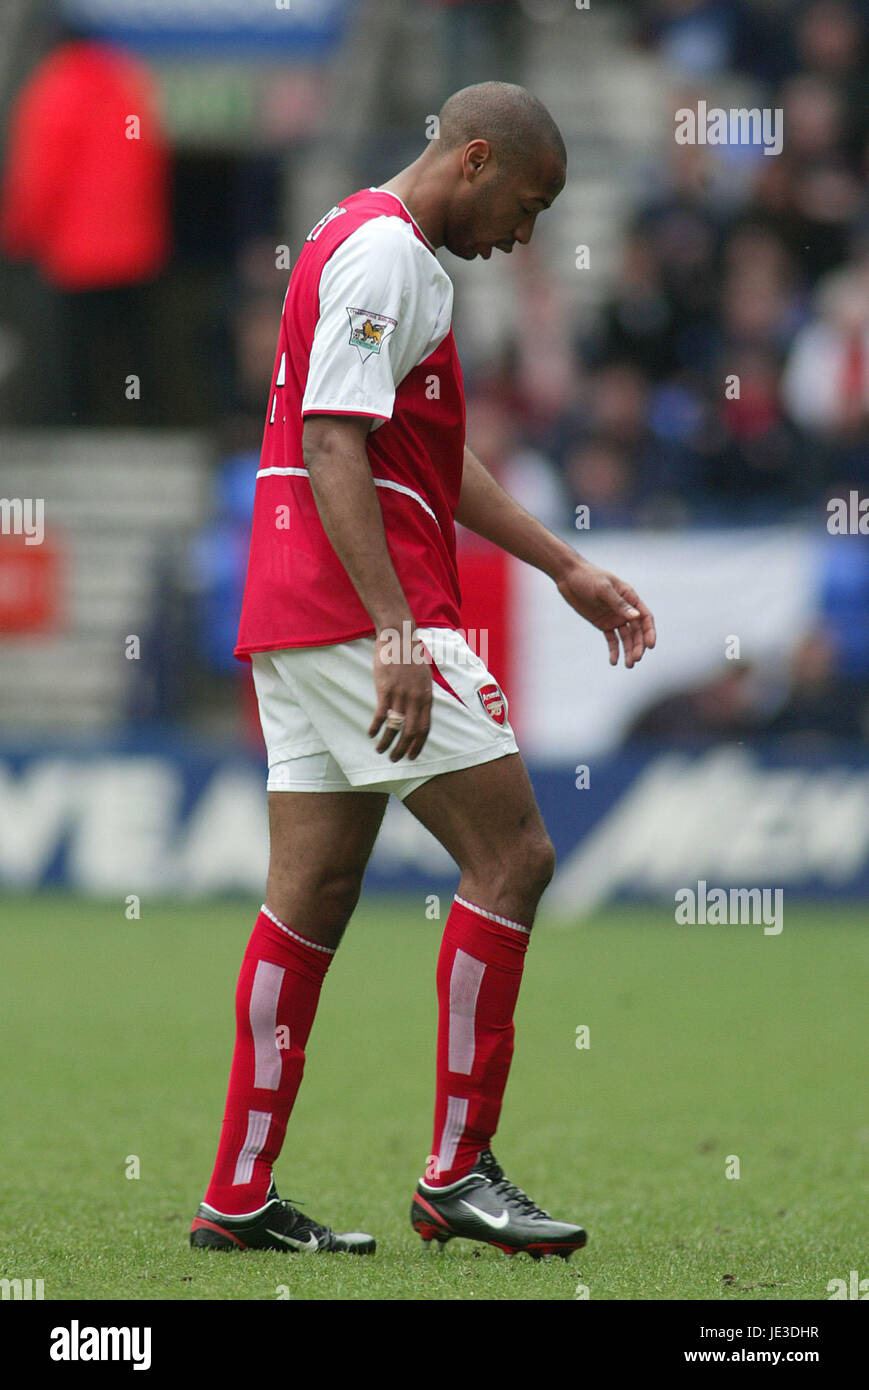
[{"x1": 0, "y1": 894, "x2": 866, "y2": 1302}]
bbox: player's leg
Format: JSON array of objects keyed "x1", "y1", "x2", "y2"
[
  {"x1": 264, "y1": 786, "x2": 389, "y2": 950},
  {"x1": 403, "y1": 754, "x2": 586, "y2": 1256},
  {"x1": 206, "y1": 788, "x2": 387, "y2": 1205},
  {"x1": 191, "y1": 789, "x2": 386, "y2": 1252},
  {"x1": 404, "y1": 751, "x2": 553, "y2": 1180},
  {"x1": 405, "y1": 750, "x2": 555, "y2": 927}
]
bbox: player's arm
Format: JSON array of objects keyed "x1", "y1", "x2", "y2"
[
  {"x1": 456, "y1": 444, "x2": 656, "y2": 669},
  {"x1": 302, "y1": 414, "x2": 432, "y2": 760},
  {"x1": 300, "y1": 219, "x2": 443, "y2": 758}
]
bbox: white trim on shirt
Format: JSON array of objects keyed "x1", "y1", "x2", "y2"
[{"x1": 255, "y1": 465, "x2": 440, "y2": 527}]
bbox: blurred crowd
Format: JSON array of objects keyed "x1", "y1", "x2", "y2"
[
  {"x1": 212, "y1": 0, "x2": 869, "y2": 539},
  {"x1": 2, "y1": 0, "x2": 868, "y2": 744},
  {"x1": 3, "y1": 1, "x2": 867, "y2": 525},
  {"x1": 455, "y1": 0, "x2": 869, "y2": 532}
]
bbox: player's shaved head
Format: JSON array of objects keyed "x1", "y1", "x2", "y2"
[
  {"x1": 435, "y1": 82, "x2": 566, "y2": 177},
  {"x1": 380, "y1": 82, "x2": 565, "y2": 259}
]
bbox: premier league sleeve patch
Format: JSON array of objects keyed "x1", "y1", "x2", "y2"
[{"x1": 346, "y1": 307, "x2": 397, "y2": 360}]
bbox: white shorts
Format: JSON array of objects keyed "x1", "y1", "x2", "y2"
[{"x1": 251, "y1": 627, "x2": 519, "y2": 801}]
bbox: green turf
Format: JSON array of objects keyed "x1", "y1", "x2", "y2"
[{"x1": 0, "y1": 894, "x2": 866, "y2": 1301}]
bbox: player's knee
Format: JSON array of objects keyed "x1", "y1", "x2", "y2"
[
  {"x1": 311, "y1": 868, "x2": 365, "y2": 926},
  {"x1": 493, "y1": 828, "x2": 555, "y2": 903},
  {"x1": 525, "y1": 831, "x2": 556, "y2": 896},
  {"x1": 266, "y1": 862, "x2": 364, "y2": 935}
]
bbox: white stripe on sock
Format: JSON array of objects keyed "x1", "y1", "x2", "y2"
[
  {"x1": 448, "y1": 949, "x2": 485, "y2": 1074},
  {"x1": 437, "y1": 1095, "x2": 469, "y2": 1174},
  {"x1": 250, "y1": 960, "x2": 285, "y2": 1090},
  {"x1": 232, "y1": 1109, "x2": 272, "y2": 1186}
]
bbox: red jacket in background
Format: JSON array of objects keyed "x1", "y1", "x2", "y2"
[{"x1": 0, "y1": 40, "x2": 170, "y2": 289}]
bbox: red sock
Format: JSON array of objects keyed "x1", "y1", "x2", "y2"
[
  {"x1": 426, "y1": 895, "x2": 530, "y2": 1187},
  {"x1": 204, "y1": 905, "x2": 333, "y2": 1215}
]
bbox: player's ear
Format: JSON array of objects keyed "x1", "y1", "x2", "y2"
[{"x1": 462, "y1": 140, "x2": 492, "y2": 182}]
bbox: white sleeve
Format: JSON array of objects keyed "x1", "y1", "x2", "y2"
[{"x1": 301, "y1": 216, "x2": 451, "y2": 424}]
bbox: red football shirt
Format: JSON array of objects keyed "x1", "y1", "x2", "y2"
[{"x1": 235, "y1": 188, "x2": 466, "y2": 657}]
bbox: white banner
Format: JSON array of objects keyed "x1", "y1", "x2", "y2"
[{"x1": 511, "y1": 527, "x2": 821, "y2": 758}]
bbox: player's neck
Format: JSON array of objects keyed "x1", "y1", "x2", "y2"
[{"x1": 378, "y1": 154, "x2": 447, "y2": 250}]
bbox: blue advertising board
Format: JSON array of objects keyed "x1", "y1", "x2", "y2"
[
  {"x1": 60, "y1": 0, "x2": 349, "y2": 57},
  {"x1": 1, "y1": 737, "x2": 867, "y2": 913}
]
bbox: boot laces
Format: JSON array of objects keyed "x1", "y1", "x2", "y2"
[{"x1": 476, "y1": 1150, "x2": 551, "y2": 1219}]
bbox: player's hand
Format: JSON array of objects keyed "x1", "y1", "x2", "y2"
[
  {"x1": 556, "y1": 558, "x2": 656, "y2": 669},
  {"x1": 369, "y1": 627, "x2": 433, "y2": 761}
]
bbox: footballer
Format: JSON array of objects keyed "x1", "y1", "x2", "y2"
[{"x1": 190, "y1": 82, "x2": 655, "y2": 1260}]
